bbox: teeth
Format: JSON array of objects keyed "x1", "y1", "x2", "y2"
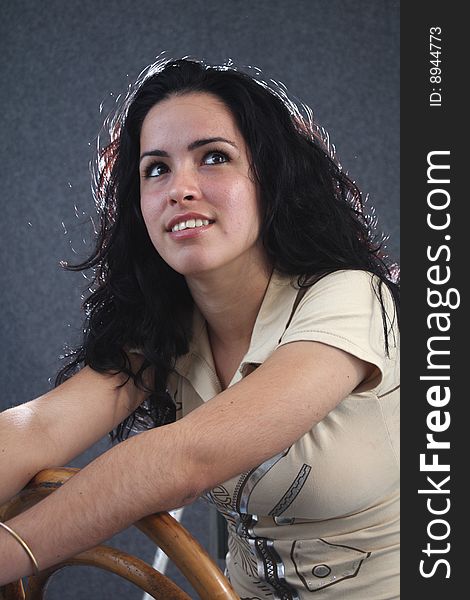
[{"x1": 172, "y1": 219, "x2": 210, "y2": 232}]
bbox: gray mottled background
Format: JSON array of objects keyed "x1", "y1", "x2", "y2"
[{"x1": 0, "y1": 1, "x2": 399, "y2": 598}]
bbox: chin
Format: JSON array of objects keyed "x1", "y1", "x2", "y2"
[
  {"x1": 167, "y1": 260, "x2": 216, "y2": 277},
  {"x1": 174, "y1": 256, "x2": 238, "y2": 279}
]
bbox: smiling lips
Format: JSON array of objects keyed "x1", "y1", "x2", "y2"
[
  {"x1": 166, "y1": 212, "x2": 215, "y2": 236},
  {"x1": 171, "y1": 217, "x2": 211, "y2": 232}
]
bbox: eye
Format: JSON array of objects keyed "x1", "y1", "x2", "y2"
[
  {"x1": 143, "y1": 162, "x2": 169, "y2": 178},
  {"x1": 203, "y1": 151, "x2": 229, "y2": 165}
]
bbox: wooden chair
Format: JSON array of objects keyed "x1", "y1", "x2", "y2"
[{"x1": 0, "y1": 467, "x2": 240, "y2": 600}]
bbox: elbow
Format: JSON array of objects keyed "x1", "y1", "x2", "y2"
[
  {"x1": 177, "y1": 455, "x2": 213, "y2": 506},
  {"x1": 162, "y1": 421, "x2": 235, "y2": 505},
  {"x1": 177, "y1": 450, "x2": 217, "y2": 507},
  {"x1": 143, "y1": 424, "x2": 212, "y2": 512},
  {"x1": 179, "y1": 485, "x2": 204, "y2": 507}
]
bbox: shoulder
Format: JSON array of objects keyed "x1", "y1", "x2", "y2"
[
  {"x1": 284, "y1": 269, "x2": 398, "y2": 332},
  {"x1": 305, "y1": 268, "x2": 394, "y2": 300},
  {"x1": 279, "y1": 269, "x2": 399, "y2": 393}
]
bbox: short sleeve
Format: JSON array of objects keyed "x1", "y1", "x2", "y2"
[{"x1": 278, "y1": 270, "x2": 399, "y2": 393}]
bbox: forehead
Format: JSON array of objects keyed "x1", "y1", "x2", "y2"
[{"x1": 140, "y1": 92, "x2": 240, "y2": 147}]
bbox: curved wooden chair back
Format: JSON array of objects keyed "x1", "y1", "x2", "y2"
[{"x1": 0, "y1": 467, "x2": 240, "y2": 600}]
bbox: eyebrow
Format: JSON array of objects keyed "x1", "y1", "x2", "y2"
[{"x1": 139, "y1": 137, "x2": 238, "y2": 162}]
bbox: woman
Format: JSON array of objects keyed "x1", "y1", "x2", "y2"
[{"x1": 0, "y1": 57, "x2": 399, "y2": 598}]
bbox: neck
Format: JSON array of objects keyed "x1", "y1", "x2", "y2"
[{"x1": 186, "y1": 259, "x2": 273, "y2": 348}]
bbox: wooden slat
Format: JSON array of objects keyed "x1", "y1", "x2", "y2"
[
  {"x1": 24, "y1": 545, "x2": 191, "y2": 600},
  {"x1": 0, "y1": 468, "x2": 240, "y2": 600}
]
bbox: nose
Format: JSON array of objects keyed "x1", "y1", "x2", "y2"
[{"x1": 167, "y1": 166, "x2": 201, "y2": 205}]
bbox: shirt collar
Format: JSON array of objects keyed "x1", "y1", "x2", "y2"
[{"x1": 174, "y1": 269, "x2": 300, "y2": 390}]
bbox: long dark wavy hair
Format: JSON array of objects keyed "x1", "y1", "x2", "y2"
[{"x1": 56, "y1": 57, "x2": 400, "y2": 441}]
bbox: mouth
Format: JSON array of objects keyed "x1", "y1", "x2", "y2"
[
  {"x1": 168, "y1": 217, "x2": 215, "y2": 233},
  {"x1": 167, "y1": 219, "x2": 216, "y2": 240}
]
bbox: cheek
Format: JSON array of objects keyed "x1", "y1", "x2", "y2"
[
  {"x1": 139, "y1": 197, "x2": 165, "y2": 249},
  {"x1": 140, "y1": 191, "x2": 161, "y2": 225},
  {"x1": 139, "y1": 200, "x2": 151, "y2": 234},
  {"x1": 235, "y1": 181, "x2": 262, "y2": 233},
  {"x1": 217, "y1": 177, "x2": 260, "y2": 219}
]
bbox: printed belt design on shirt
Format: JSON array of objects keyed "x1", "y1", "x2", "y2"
[
  {"x1": 208, "y1": 451, "x2": 371, "y2": 596},
  {"x1": 207, "y1": 448, "x2": 313, "y2": 599},
  {"x1": 269, "y1": 463, "x2": 312, "y2": 519}
]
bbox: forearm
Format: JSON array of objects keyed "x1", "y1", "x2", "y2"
[
  {"x1": 0, "y1": 407, "x2": 45, "y2": 506},
  {"x1": 0, "y1": 423, "x2": 201, "y2": 585}
]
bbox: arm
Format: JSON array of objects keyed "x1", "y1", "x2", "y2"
[
  {"x1": 0, "y1": 360, "x2": 150, "y2": 507},
  {"x1": 0, "y1": 341, "x2": 373, "y2": 584}
]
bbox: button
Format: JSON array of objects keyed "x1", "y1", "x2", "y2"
[{"x1": 312, "y1": 564, "x2": 331, "y2": 578}]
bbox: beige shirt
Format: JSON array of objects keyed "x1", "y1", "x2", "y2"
[{"x1": 168, "y1": 269, "x2": 400, "y2": 599}]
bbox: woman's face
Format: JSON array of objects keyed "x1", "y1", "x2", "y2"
[{"x1": 139, "y1": 92, "x2": 267, "y2": 279}]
